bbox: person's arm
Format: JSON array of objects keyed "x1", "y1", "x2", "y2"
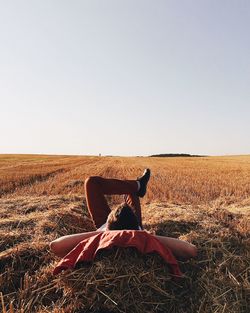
[
  {"x1": 155, "y1": 235, "x2": 197, "y2": 260},
  {"x1": 50, "y1": 231, "x2": 102, "y2": 258}
]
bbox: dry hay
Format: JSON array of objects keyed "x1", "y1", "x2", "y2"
[
  {"x1": 57, "y1": 247, "x2": 177, "y2": 313},
  {"x1": 52, "y1": 227, "x2": 250, "y2": 313},
  {"x1": 0, "y1": 193, "x2": 249, "y2": 312},
  {"x1": 0, "y1": 242, "x2": 52, "y2": 295},
  {"x1": 1, "y1": 246, "x2": 179, "y2": 313}
]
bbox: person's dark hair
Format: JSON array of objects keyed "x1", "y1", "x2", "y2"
[{"x1": 106, "y1": 204, "x2": 140, "y2": 230}]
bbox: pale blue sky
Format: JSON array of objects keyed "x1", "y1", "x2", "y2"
[{"x1": 0, "y1": 0, "x2": 249, "y2": 156}]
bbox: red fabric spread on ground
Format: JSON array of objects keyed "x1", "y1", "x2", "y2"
[{"x1": 53, "y1": 230, "x2": 182, "y2": 277}]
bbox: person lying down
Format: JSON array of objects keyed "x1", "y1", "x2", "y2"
[{"x1": 50, "y1": 169, "x2": 197, "y2": 264}]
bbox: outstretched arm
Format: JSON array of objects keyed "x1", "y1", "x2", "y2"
[
  {"x1": 50, "y1": 231, "x2": 102, "y2": 258},
  {"x1": 155, "y1": 235, "x2": 197, "y2": 260},
  {"x1": 50, "y1": 231, "x2": 197, "y2": 260}
]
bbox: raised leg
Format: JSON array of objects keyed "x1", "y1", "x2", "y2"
[
  {"x1": 84, "y1": 176, "x2": 138, "y2": 229},
  {"x1": 124, "y1": 194, "x2": 143, "y2": 229}
]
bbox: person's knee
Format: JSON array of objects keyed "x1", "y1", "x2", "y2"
[{"x1": 84, "y1": 176, "x2": 99, "y2": 188}]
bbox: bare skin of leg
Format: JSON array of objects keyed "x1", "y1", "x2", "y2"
[{"x1": 50, "y1": 231, "x2": 197, "y2": 259}]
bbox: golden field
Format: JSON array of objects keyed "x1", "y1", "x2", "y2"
[{"x1": 0, "y1": 154, "x2": 249, "y2": 313}]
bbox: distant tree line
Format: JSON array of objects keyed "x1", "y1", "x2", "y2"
[{"x1": 149, "y1": 153, "x2": 206, "y2": 157}]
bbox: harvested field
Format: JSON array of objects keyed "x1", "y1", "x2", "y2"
[{"x1": 0, "y1": 154, "x2": 249, "y2": 312}]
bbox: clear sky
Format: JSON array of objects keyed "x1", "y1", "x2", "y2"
[{"x1": 0, "y1": 0, "x2": 249, "y2": 156}]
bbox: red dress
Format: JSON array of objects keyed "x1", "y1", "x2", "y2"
[{"x1": 53, "y1": 230, "x2": 182, "y2": 277}]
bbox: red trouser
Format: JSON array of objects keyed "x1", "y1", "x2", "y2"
[{"x1": 84, "y1": 176, "x2": 142, "y2": 229}]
